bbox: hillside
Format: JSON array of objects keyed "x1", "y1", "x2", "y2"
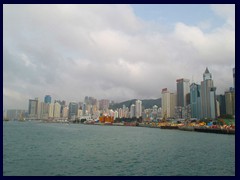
[{"x1": 110, "y1": 98, "x2": 161, "y2": 110}]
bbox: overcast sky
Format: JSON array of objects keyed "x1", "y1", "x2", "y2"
[{"x1": 3, "y1": 4, "x2": 235, "y2": 110}]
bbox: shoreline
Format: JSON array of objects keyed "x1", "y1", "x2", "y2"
[{"x1": 4, "y1": 120, "x2": 235, "y2": 135}]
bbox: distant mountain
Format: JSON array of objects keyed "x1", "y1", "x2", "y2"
[{"x1": 110, "y1": 98, "x2": 161, "y2": 110}]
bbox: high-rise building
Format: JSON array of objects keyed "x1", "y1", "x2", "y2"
[
  {"x1": 82, "y1": 103, "x2": 86, "y2": 116},
  {"x1": 28, "y1": 98, "x2": 38, "y2": 119},
  {"x1": 170, "y1": 93, "x2": 176, "y2": 118},
  {"x1": 68, "y1": 102, "x2": 79, "y2": 120},
  {"x1": 48, "y1": 103, "x2": 54, "y2": 118},
  {"x1": 176, "y1": 78, "x2": 190, "y2": 107},
  {"x1": 225, "y1": 90, "x2": 235, "y2": 116},
  {"x1": 161, "y1": 88, "x2": 176, "y2": 118},
  {"x1": 114, "y1": 111, "x2": 118, "y2": 120},
  {"x1": 176, "y1": 78, "x2": 190, "y2": 119},
  {"x1": 39, "y1": 102, "x2": 49, "y2": 119},
  {"x1": 201, "y1": 68, "x2": 217, "y2": 119},
  {"x1": 216, "y1": 95, "x2": 226, "y2": 116},
  {"x1": 135, "y1": 100, "x2": 142, "y2": 118},
  {"x1": 44, "y1": 95, "x2": 51, "y2": 104},
  {"x1": 77, "y1": 109, "x2": 82, "y2": 118},
  {"x1": 190, "y1": 83, "x2": 201, "y2": 119},
  {"x1": 6, "y1": 109, "x2": 26, "y2": 121},
  {"x1": 62, "y1": 106, "x2": 69, "y2": 119},
  {"x1": 130, "y1": 104, "x2": 135, "y2": 118},
  {"x1": 216, "y1": 100, "x2": 220, "y2": 117},
  {"x1": 54, "y1": 102, "x2": 61, "y2": 118},
  {"x1": 162, "y1": 88, "x2": 170, "y2": 118},
  {"x1": 99, "y1": 99, "x2": 110, "y2": 111},
  {"x1": 209, "y1": 87, "x2": 217, "y2": 119}
]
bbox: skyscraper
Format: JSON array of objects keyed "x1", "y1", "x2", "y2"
[
  {"x1": 190, "y1": 83, "x2": 201, "y2": 119},
  {"x1": 99, "y1": 99, "x2": 110, "y2": 111},
  {"x1": 225, "y1": 91, "x2": 235, "y2": 116},
  {"x1": 54, "y1": 102, "x2": 61, "y2": 118},
  {"x1": 48, "y1": 103, "x2": 54, "y2": 118},
  {"x1": 216, "y1": 95, "x2": 226, "y2": 116},
  {"x1": 39, "y1": 102, "x2": 49, "y2": 119},
  {"x1": 82, "y1": 103, "x2": 86, "y2": 116},
  {"x1": 201, "y1": 68, "x2": 217, "y2": 119},
  {"x1": 28, "y1": 98, "x2": 38, "y2": 119},
  {"x1": 130, "y1": 104, "x2": 135, "y2": 118},
  {"x1": 135, "y1": 100, "x2": 142, "y2": 118},
  {"x1": 161, "y1": 88, "x2": 176, "y2": 118},
  {"x1": 68, "y1": 102, "x2": 79, "y2": 120},
  {"x1": 62, "y1": 106, "x2": 69, "y2": 119},
  {"x1": 176, "y1": 78, "x2": 190, "y2": 119},
  {"x1": 162, "y1": 88, "x2": 170, "y2": 118},
  {"x1": 44, "y1": 95, "x2": 51, "y2": 104},
  {"x1": 176, "y1": 78, "x2": 190, "y2": 107}
]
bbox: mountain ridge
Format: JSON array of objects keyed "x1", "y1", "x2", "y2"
[{"x1": 110, "y1": 98, "x2": 162, "y2": 110}]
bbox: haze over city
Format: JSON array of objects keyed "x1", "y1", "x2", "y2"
[{"x1": 3, "y1": 4, "x2": 235, "y2": 110}]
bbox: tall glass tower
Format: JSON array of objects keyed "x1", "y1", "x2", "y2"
[
  {"x1": 200, "y1": 68, "x2": 217, "y2": 119},
  {"x1": 44, "y1": 95, "x2": 51, "y2": 104}
]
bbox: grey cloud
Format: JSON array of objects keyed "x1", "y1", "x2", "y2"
[{"x1": 3, "y1": 4, "x2": 235, "y2": 110}]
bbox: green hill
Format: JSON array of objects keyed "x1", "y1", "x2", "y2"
[{"x1": 110, "y1": 98, "x2": 161, "y2": 110}]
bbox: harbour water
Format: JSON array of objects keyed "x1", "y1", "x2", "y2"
[{"x1": 3, "y1": 121, "x2": 235, "y2": 176}]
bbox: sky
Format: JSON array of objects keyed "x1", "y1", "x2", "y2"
[{"x1": 3, "y1": 4, "x2": 235, "y2": 110}]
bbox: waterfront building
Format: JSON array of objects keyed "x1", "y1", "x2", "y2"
[
  {"x1": 62, "y1": 106, "x2": 69, "y2": 119},
  {"x1": 114, "y1": 111, "x2": 118, "y2": 120},
  {"x1": 225, "y1": 90, "x2": 235, "y2": 116},
  {"x1": 135, "y1": 100, "x2": 142, "y2": 118},
  {"x1": 176, "y1": 78, "x2": 190, "y2": 107},
  {"x1": 190, "y1": 83, "x2": 201, "y2": 119},
  {"x1": 118, "y1": 108, "x2": 123, "y2": 118},
  {"x1": 82, "y1": 103, "x2": 86, "y2": 116},
  {"x1": 162, "y1": 88, "x2": 170, "y2": 118},
  {"x1": 28, "y1": 98, "x2": 38, "y2": 119},
  {"x1": 6, "y1": 109, "x2": 26, "y2": 121},
  {"x1": 209, "y1": 87, "x2": 217, "y2": 119},
  {"x1": 161, "y1": 88, "x2": 176, "y2": 118},
  {"x1": 200, "y1": 68, "x2": 217, "y2": 119},
  {"x1": 170, "y1": 93, "x2": 176, "y2": 118},
  {"x1": 109, "y1": 109, "x2": 115, "y2": 117},
  {"x1": 77, "y1": 109, "x2": 82, "y2": 118},
  {"x1": 87, "y1": 104, "x2": 92, "y2": 115},
  {"x1": 99, "y1": 99, "x2": 110, "y2": 111},
  {"x1": 152, "y1": 105, "x2": 158, "y2": 120},
  {"x1": 216, "y1": 100, "x2": 220, "y2": 117},
  {"x1": 39, "y1": 102, "x2": 49, "y2": 119},
  {"x1": 54, "y1": 102, "x2": 61, "y2": 118},
  {"x1": 54, "y1": 100, "x2": 66, "y2": 117},
  {"x1": 36, "y1": 98, "x2": 42, "y2": 119},
  {"x1": 68, "y1": 102, "x2": 79, "y2": 120},
  {"x1": 130, "y1": 104, "x2": 135, "y2": 118},
  {"x1": 92, "y1": 104, "x2": 98, "y2": 115},
  {"x1": 122, "y1": 105, "x2": 128, "y2": 118},
  {"x1": 48, "y1": 103, "x2": 54, "y2": 118},
  {"x1": 44, "y1": 95, "x2": 51, "y2": 104},
  {"x1": 216, "y1": 95, "x2": 226, "y2": 116},
  {"x1": 176, "y1": 78, "x2": 190, "y2": 118}
]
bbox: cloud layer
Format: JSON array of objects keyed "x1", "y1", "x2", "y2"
[{"x1": 3, "y1": 4, "x2": 235, "y2": 109}]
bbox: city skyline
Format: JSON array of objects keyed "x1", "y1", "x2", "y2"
[{"x1": 3, "y1": 4, "x2": 235, "y2": 110}]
